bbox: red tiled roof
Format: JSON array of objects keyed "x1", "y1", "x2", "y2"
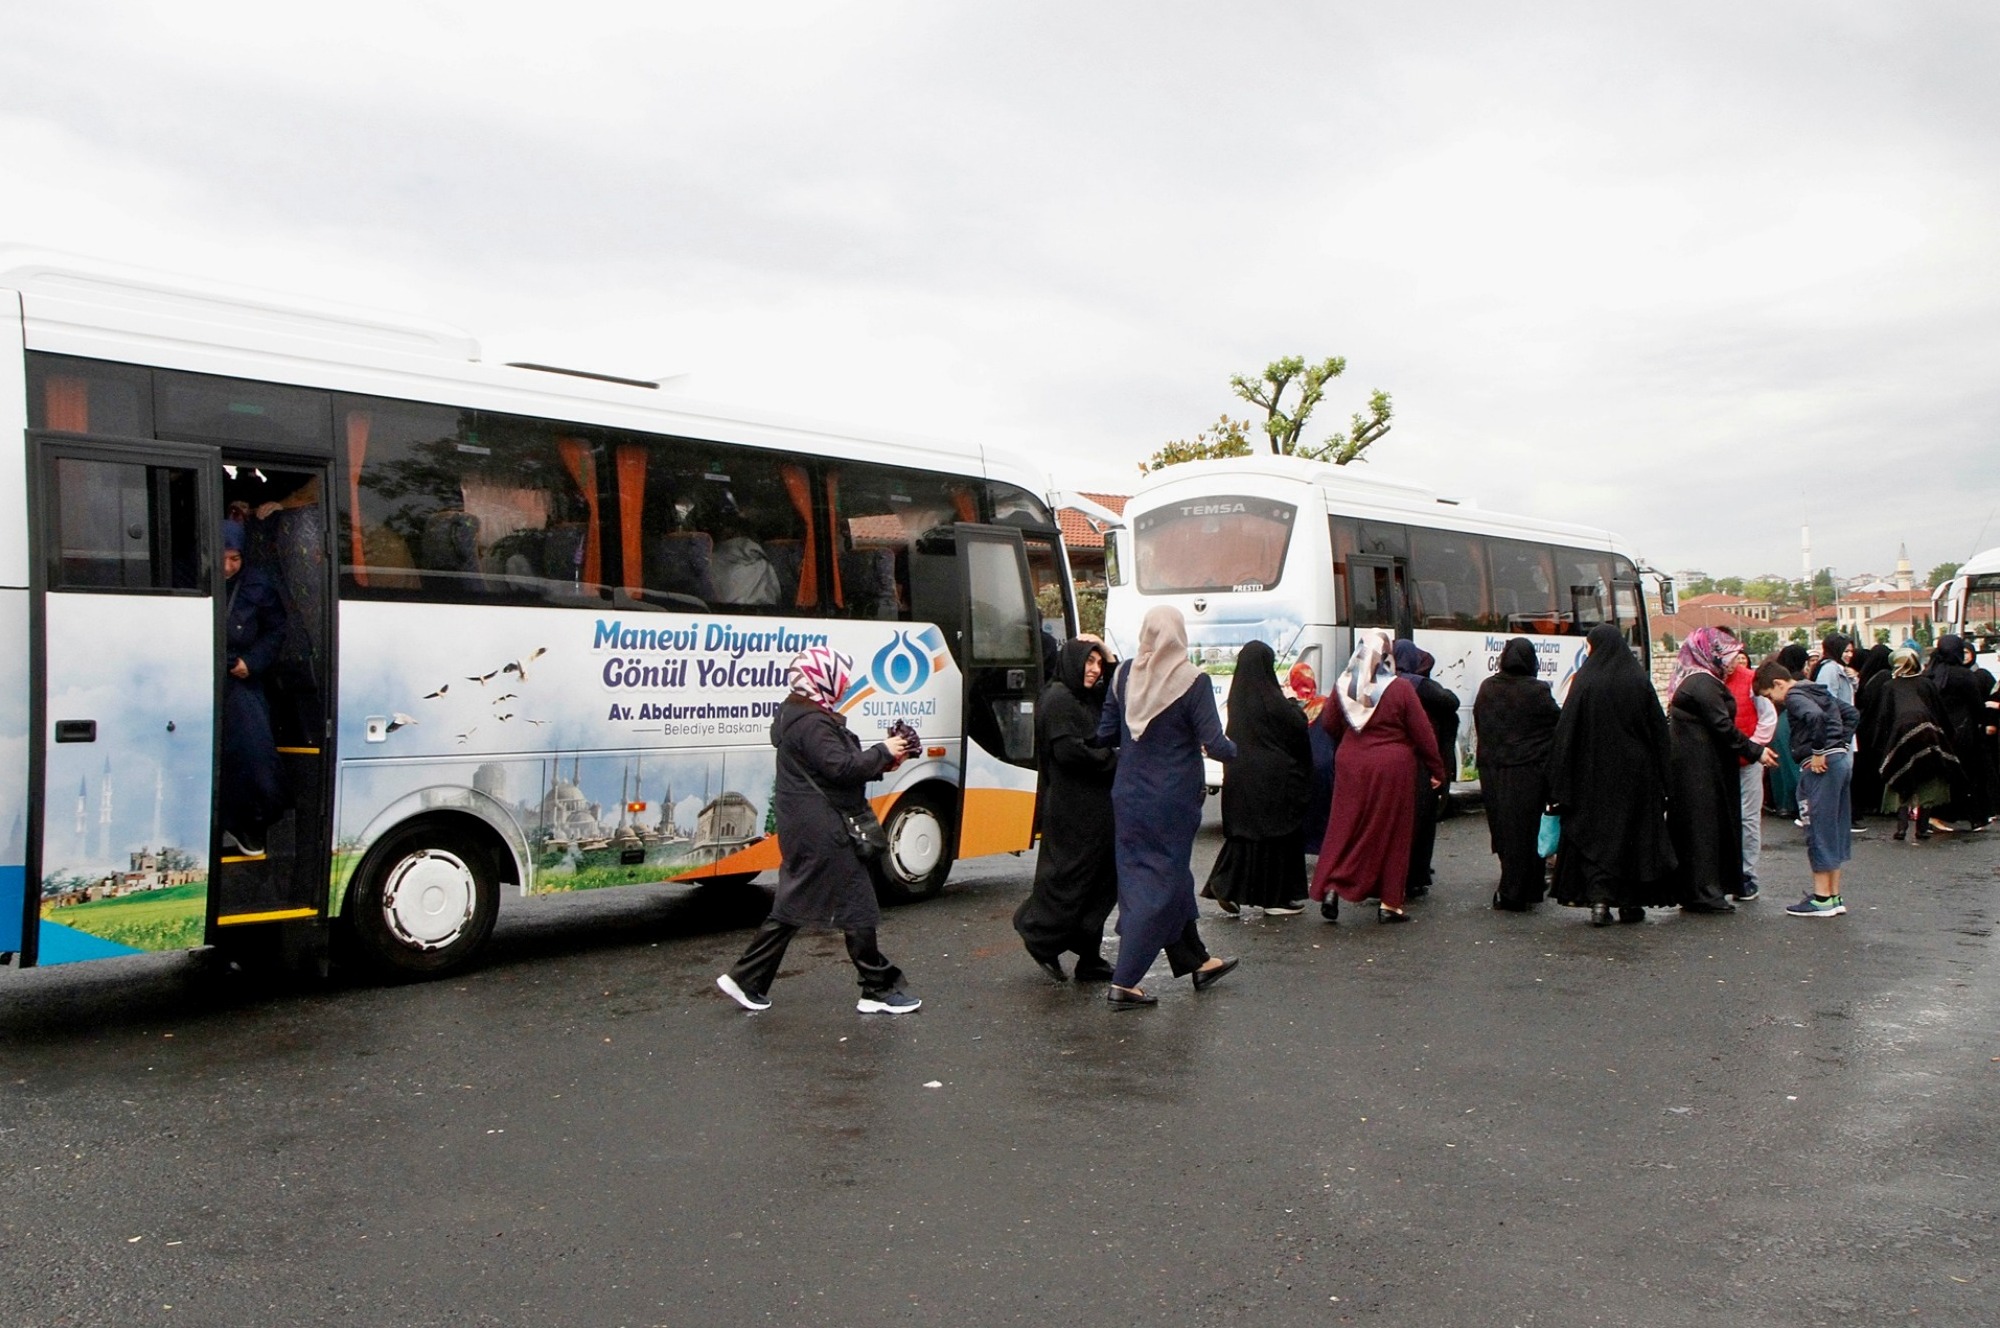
[{"x1": 1055, "y1": 493, "x2": 1129, "y2": 551}]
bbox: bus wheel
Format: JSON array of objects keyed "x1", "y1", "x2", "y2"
[
  {"x1": 343, "y1": 822, "x2": 499, "y2": 978},
  {"x1": 872, "y1": 788, "x2": 955, "y2": 904}
]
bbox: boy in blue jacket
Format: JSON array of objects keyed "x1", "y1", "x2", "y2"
[{"x1": 1753, "y1": 660, "x2": 1860, "y2": 917}]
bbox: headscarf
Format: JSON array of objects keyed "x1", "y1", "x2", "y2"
[
  {"x1": 1855, "y1": 643, "x2": 1893, "y2": 691},
  {"x1": 1225, "y1": 641, "x2": 1292, "y2": 741},
  {"x1": 1929, "y1": 634, "x2": 1969, "y2": 671},
  {"x1": 1497, "y1": 636, "x2": 1538, "y2": 677},
  {"x1": 1776, "y1": 643, "x2": 1810, "y2": 676},
  {"x1": 1890, "y1": 647, "x2": 1922, "y2": 679},
  {"x1": 1817, "y1": 634, "x2": 1853, "y2": 674},
  {"x1": 1053, "y1": 638, "x2": 1108, "y2": 705},
  {"x1": 1122, "y1": 605, "x2": 1203, "y2": 739},
  {"x1": 1667, "y1": 626, "x2": 1743, "y2": 699},
  {"x1": 1287, "y1": 660, "x2": 1324, "y2": 721},
  {"x1": 787, "y1": 644, "x2": 854, "y2": 712},
  {"x1": 1391, "y1": 638, "x2": 1435, "y2": 682},
  {"x1": 1335, "y1": 628, "x2": 1398, "y2": 730},
  {"x1": 221, "y1": 519, "x2": 246, "y2": 554}
]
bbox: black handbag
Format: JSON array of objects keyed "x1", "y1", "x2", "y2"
[{"x1": 802, "y1": 769, "x2": 888, "y2": 860}]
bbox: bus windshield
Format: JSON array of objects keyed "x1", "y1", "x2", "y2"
[{"x1": 1134, "y1": 496, "x2": 1296, "y2": 594}]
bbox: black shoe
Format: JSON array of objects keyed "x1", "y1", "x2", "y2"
[
  {"x1": 1590, "y1": 903, "x2": 1612, "y2": 927},
  {"x1": 1492, "y1": 891, "x2": 1531, "y2": 913},
  {"x1": 1618, "y1": 907, "x2": 1645, "y2": 924},
  {"x1": 1191, "y1": 957, "x2": 1238, "y2": 991},
  {"x1": 1106, "y1": 985, "x2": 1157, "y2": 1009},
  {"x1": 1320, "y1": 899, "x2": 1339, "y2": 923},
  {"x1": 1682, "y1": 900, "x2": 1737, "y2": 914},
  {"x1": 1216, "y1": 897, "x2": 1240, "y2": 915},
  {"x1": 1378, "y1": 906, "x2": 1410, "y2": 924},
  {"x1": 1072, "y1": 956, "x2": 1114, "y2": 983},
  {"x1": 1030, "y1": 953, "x2": 1066, "y2": 983},
  {"x1": 1406, "y1": 883, "x2": 1430, "y2": 899}
]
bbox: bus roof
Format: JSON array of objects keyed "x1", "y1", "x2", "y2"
[
  {"x1": 1956, "y1": 547, "x2": 2000, "y2": 580},
  {"x1": 1126, "y1": 453, "x2": 1635, "y2": 556},
  {"x1": 0, "y1": 246, "x2": 1042, "y2": 491}
]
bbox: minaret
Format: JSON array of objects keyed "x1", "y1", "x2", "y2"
[
  {"x1": 1895, "y1": 543, "x2": 1914, "y2": 592},
  {"x1": 99, "y1": 756, "x2": 114, "y2": 860},
  {"x1": 151, "y1": 762, "x2": 165, "y2": 854},
  {"x1": 75, "y1": 775, "x2": 88, "y2": 860}
]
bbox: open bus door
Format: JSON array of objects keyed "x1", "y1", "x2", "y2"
[
  {"x1": 25, "y1": 435, "x2": 335, "y2": 971},
  {"x1": 909, "y1": 523, "x2": 1041, "y2": 891}
]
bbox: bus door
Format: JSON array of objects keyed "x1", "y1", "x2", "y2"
[
  {"x1": 910, "y1": 523, "x2": 1042, "y2": 859},
  {"x1": 28, "y1": 438, "x2": 218, "y2": 966},
  {"x1": 210, "y1": 453, "x2": 337, "y2": 960},
  {"x1": 1348, "y1": 554, "x2": 1411, "y2": 641}
]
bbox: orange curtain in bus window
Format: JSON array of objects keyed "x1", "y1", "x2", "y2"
[
  {"x1": 45, "y1": 376, "x2": 89, "y2": 432},
  {"x1": 555, "y1": 437, "x2": 603, "y2": 587},
  {"x1": 779, "y1": 463, "x2": 820, "y2": 607},
  {"x1": 950, "y1": 485, "x2": 979, "y2": 523},
  {"x1": 344, "y1": 410, "x2": 371, "y2": 586},
  {"x1": 615, "y1": 443, "x2": 646, "y2": 595}
]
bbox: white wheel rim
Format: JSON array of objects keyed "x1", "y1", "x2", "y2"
[
  {"x1": 380, "y1": 849, "x2": 477, "y2": 950},
  {"x1": 889, "y1": 807, "x2": 944, "y2": 882}
]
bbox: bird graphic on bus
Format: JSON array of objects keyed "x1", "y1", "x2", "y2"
[
  {"x1": 502, "y1": 647, "x2": 548, "y2": 681},
  {"x1": 422, "y1": 684, "x2": 450, "y2": 699},
  {"x1": 385, "y1": 713, "x2": 418, "y2": 734},
  {"x1": 466, "y1": 669, "x2": 499, "y2": 685}
]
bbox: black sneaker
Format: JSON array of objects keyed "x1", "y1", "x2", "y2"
[{"x1": 857, "y1": 989, "x2": 922, "y2": 1015}]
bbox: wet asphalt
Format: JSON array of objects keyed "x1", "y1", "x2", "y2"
[{"x1": 2, "y1": 805, "x2": 1996, "y2": 1328}]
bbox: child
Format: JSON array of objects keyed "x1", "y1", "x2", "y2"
[{"x1": 1753, "y1": 660, "x2": 1860, "y2": 917}]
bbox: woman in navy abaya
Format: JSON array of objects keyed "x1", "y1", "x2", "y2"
[{"x1": 1094, "y1": 606, "x2": 1239, "y2": 1008}]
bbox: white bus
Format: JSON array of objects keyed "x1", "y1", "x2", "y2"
[
  {"x1": 0, "y1": 250, "x2": 1070, "y2": 977},
  {"x1": 1931, "y1": 549, "x2": 2000, "y2": 655},
  {"x1": 1102, "y1": 456, "x2": 1657, "y2": 788}
]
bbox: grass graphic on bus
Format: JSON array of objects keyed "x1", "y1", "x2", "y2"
[{"x1": 40, "y1": 880, "x2": 208, "y2": 952}]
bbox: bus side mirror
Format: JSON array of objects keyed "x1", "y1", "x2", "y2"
[
  {"x1": 1104, "y1": 527, "x2": 1124, "y2": 587},
  {"x1": 1658, "y1": 578, "x2": 1678, "y2": 615}
]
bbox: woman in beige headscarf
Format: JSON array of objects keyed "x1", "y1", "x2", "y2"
[{"x1": 1092, "y1": 606, "x2": 1239, "y2": 1007}]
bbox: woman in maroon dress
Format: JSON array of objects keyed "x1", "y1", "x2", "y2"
[{"x1": 1309, "y1": 629, "x2": 1448, "y2": 923}]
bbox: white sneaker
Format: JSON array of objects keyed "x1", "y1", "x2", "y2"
[
  {"x1": 857, "y1": 989, "x2": 922, "y2": 1015},
  {"x1": 1262, "y1": 905, "x2": 1305, "y2": 916},
  {"x1": 716, "y1": 974, "x2": 771, "y2": 1011}
]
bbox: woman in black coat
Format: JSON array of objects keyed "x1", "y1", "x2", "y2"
[
  {"x1": 1548, "y1": 624, "x2": 1677, "y2": 924},
  {"x1": 1392, "y1": 639, "x2": 1460, "y2": 899},
  {"x1": 1016, "y1": 639, "x2": 1120, "y2": 980},
  {"x1": 718, "y1": 646, "x2": 918, "y2": 1014},
  {"x1": 1474, "y1": 637, "x2": 1559, "y2": 911},
  {"x1": 1205, "y1": 640, "x2": 1314, "y2": 916},
  {"x1": 1851, "y1": 643, "x2": 1895, "y2": 822},
  {"x1": 1926, "y1": 636, "x2": 1993, "y2": 830},
  {"x1": 1666, "y1": 628, "x2": 1772, "y2": 914},
  {"x1": 220, "y1": 519, "x2": 288, "y2": 856},
  {"x1": 1862, "y1": 647, "x2": 1962, "y2": 838}
]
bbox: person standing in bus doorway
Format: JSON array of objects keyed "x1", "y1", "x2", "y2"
[
  {"x1": 1473, "y1": 637, "x2": 1559, "y2": 911},
  {"x1": 1309, "y1": 629, "x2": 1447, "y2": 924},
  {"x1": 1547, "y1": 623, "x2": 1677, "y2": 925},
  {"x1": 716, "y1": 647, "x2": 919, "y2": 1014},
  {"x1": 1390, "y1": 639, "x2": 1459, "y2": 900},
  {"x1": 1287, "y1": 660, "x2": 1336, "y2": 857},
  {"x1": 1204, "y1": 640, "x2": 1313, "y2": 918},
  {"x1": 1094, "y1": 606, "x2": 1240, "y2": 1008},
  {"x1": 1666, "y1": 629, "x2": 1774, "y2": 915},
  {"x1": 1014, "y1": 638, "x2": 1120, "y2": 982},
  {"x1": 219, "y1": 519, "x2": 287, "y2": 857}
]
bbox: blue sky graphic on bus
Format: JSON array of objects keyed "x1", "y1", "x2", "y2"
[{"x1": 0, "y1": 591, "x2": 24, "y2": 953}]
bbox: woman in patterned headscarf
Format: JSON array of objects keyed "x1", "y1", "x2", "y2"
[
  {"x1": 1668, "y1": 628, "x2": 1774, "y2": 915},
  {"x1": 717, "y1": 645, "x2": 919, "y2": 1015}
]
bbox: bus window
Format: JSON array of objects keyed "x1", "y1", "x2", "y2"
[
  {"x1": 156, "y1": 370, "x2": 332, "y2": 456},
  {"x1": 27, "y1": 354, "x2": 153, "y2": 438},
  {"x1": 1488, "y1": 538, "x2": 1558, "y2": 632},
  {"x1": 987, "y1": 481, "x2": 1052, "y2": 528},
  {"x1": 47, "y1": 456, "x2": 203, "y2": 592},
  {"x1": 1356, "y1": 521, "x2": 1406, "y2": 558},
  {"x1": 1327, "y1": 517, "x2": 1357, "y2": 624},
  {"x1": 1611, "y1": 555, "x2": 1644, "y2": 645},
  {"x1": 1134, "y1": 496, "x2": 1296, "y2": 593},
  {"x1": 1408, "y1": 527, "x2": 1490, "y2": 630},
  {"x1": 1555, "y1": 547, "x2": 1612, "y2": 632},
  {"x1": 829, "y1": 461, "x2": 974, "y2": 620},
  {"x1": 622, "y1": 436, "x2": 810, "y2": 615}
]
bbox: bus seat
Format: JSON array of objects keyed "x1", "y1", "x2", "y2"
[
  {"x1": 421, "y1": 510, "x2": 490, "y2": 592},
  {"x1": 766, "y1": 537, "x2": 805, "y2": 607},
  {"x1": 356, "y1": 524, "x2": 421, "y2": 590},
  {"x1": 485, "y1": 527, "x2": 547, "y2": 591},
  {"x1": 647, "y1": 531, "x2": 714, "y2": 605},
  {"x1": 840, "y1": 546, "x2": 900, "y2": 619}
]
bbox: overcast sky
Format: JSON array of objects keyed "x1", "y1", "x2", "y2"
[{"x1": 5, "y1": 1, "x2": 1996, "y2": 580}]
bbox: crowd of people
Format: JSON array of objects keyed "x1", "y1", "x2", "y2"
[{"x1": 718, "y1": 615, "x2": 2000, "y2": 1015}]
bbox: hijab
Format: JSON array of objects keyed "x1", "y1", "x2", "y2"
[
  {"x1": 1668, "y1": 626, "x2": 1743, "y2": 700},
  {"x1": 787, "y1": 644, "x2": 855, "y2": 712},
  {"x1": 1890, "y1": 647, "x2": 1921, "y2": 679},
  {"x1": 1855, "y1": 643, "x2": 1893, "y2": 690},
  {"x1": 1777, "y1": 643, "x2": 1810, "y2": 677},
  {"x1": 1335, "y1": 628, "x2": 1398, "y2": 730},
  {"x1": 1287, "y1": 660, "x2": 1324, "y2": 722},
  {"x1": 1817, "y1": 634, "x2": 1853, "y2": 675},
  {"x1": 1929, "y1": 634, "x2": 1969, "y2": 671},
  {"x1": 1498, "y1": 636, "x2": 1538, "y2": 677},
  {"x1": 1391, "y1": 638, "x2": 1435, "y2": 682},
  {"x1": 221, "y1": 519, "x2": 246, "y2": 554},
  {"x1": 1122, "y1": 605, "x2": 1203, "y2": 739},
  {"x1": 1224, "y1": 641, "x2": 1296, "y2": 742},
  {"x1": 1053, "y1": 638, "x2": 1108, "y2": 707}
]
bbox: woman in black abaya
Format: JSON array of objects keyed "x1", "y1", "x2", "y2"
[
  {"x1": 1852, "y1": 643, "x2": 1894, "y2": 821},
  {"x1": 1015, "y1": 639, "x2": 1120, "y2": 981},
  {"x1": 1392, "y1": 639, "x2": 1460, "y2": 899},
  {"x1": 1474, "y1": 637, "x2": 1559, "y2": 911},
  {"x1": 1205, "y1": 641, "x2": 1314, "y2": 916},
  {"x1": 1666, "y1": 628, "x2": 1771, "y2": 914},
  {"x1": 1926, "y1": 636, "x2": 1993, "y2": 830},
  {"x1": 1548, "y1": 624, "x2": 1677, "y2": 924}
]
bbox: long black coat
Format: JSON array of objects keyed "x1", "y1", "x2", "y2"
[
  {"x1": 221, "y1": 565, "x2": 287, "y2": 835},
  {"x1": 1474, "y1": 639, "x2": 1559, "y2": 906},
  {"x1": 1668, "y1": 670, "x2": 1764, "y2": 907},
  {"x1": 1548, "y1": 624, "x2": 1677, "y2": 908},
  {"x1": 1015, "y1": 642, "x2": 1119, "y2": 958},
  {"x1": 769, "y1": 695, "x2": 895, "y2": 930},
  {"x1": 1929, "y1": 647, "x2": 1993, "y2": 824}
]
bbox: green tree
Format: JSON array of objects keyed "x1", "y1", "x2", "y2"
[
  {"x1": 1787, "y1": 626, "x2": 1811, "y2": 646},
  {"x1": 1873, "y1": 627, "x2": 1891, "y2": 646},
  {"x1": 1229, "y1": 356, "x2": 1393, "y2": 464},
  {"x1": 1714, "y1": 576, "x2": 1746, "y2": 595},
  {"x1": 1682, "y1": 575, "x2": 1716, "y2": 597},
  {"x1": 1743, "y1": 577, "x2": 1790, "y2": 604},
  {"x1": 1744, "y1": 629, "x2": 1778, "y2": 658},
  {"x1": 1929, "y1": 561, "x2": 1962, "y2": 586},
  {"x1": 1145, "y1": 414, "x2": 1255, "y2": 472}
]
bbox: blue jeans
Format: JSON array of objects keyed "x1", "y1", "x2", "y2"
[{"x1": 1799, "y1": 751, "x2": 1853, "y2": 874}]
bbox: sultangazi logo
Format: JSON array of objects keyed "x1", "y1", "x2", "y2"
[
  {"x1": 871, "y1": 631, "x2": 932, "y2": 696},
  {"x1": 1181, "y1": 503, "x2": 1248, "y2": 516}
]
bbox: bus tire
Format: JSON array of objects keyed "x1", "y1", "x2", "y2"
[
  {"x1": 341, "y1": 819, "x2": 500, "y2": 979},
  {"x1": 871, "y1": 787, "x2": 956, "y2": 905}
]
